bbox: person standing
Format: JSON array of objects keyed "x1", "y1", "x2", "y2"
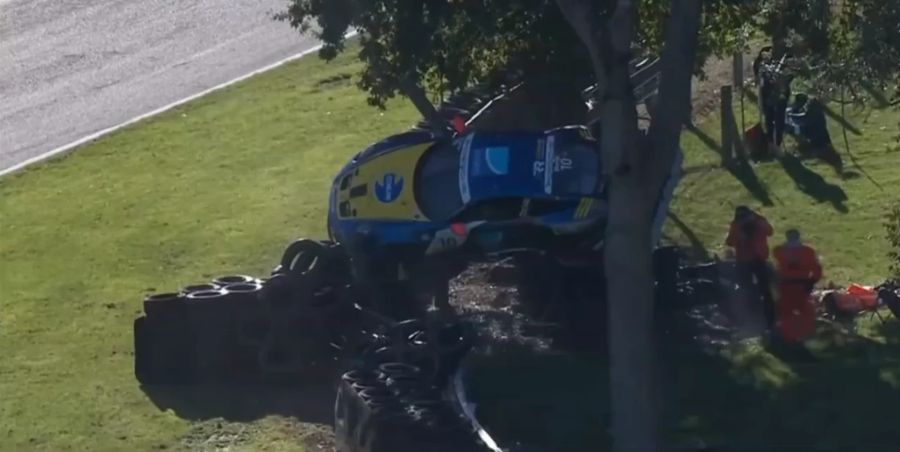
[
  {"x1": 726, "y1": 206, "x2": 776, "y2": 330},
  {"x1": 753, "y1": 47, "x2": 793, "y2": 158},
  {"x1": 773, "y1": 229, "x2": 823, "y2": 343}
]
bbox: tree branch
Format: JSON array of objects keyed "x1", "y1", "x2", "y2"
[
  {"x1": 645, "y1": 0, "x2": 702, "y2": 192},
  {"x1": 398, "y1": 75, "x2": 451, "y2": 136},
  {"x1": 599, "y1": 0, "x2": 640, "y2": 176},
  {"x1": 555, "y1": 0, "x2": 608, "y2": 98}
]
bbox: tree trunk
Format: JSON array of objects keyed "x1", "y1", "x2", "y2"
[
  {"x1": 605, "y1": 175, "x2": 660, "y2": 451},
  {"x1": 557, "y1": 0, "x2": 703, "y2": 450}
]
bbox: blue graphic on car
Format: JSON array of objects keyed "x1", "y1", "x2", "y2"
[{"x1": 374, "y1": 173, "x2": 404, "y2": 203}]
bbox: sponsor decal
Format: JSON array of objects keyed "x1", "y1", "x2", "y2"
[
  {"x1": 484, "y1": 147, "x2": 510, "y2": 175},
  {"x1": 374, "y1": 173, "x2": 403, "y2": 203},
  {"x1": 544, "y1": 135, "x2": 554, "y2": 194}
]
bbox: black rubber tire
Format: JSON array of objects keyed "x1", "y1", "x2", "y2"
[
  {"x1": 133, "y1": 316, "x2": 153, "y2": 384},
  {"x1": 213, "y1": 275, "x2": 255, "y2": 286},
  {"x1": 134, "y1": 316, "x2": 194, "y2": 385},
  {"x1": 181, "y1": 283, "x2": 219, "y2": 295},
  {"x1": 143, "y1": 292, "x2": 186, "y2": 318},
  {"x1": 280, "y1": 239, "x2": 327, "y2": 273}
]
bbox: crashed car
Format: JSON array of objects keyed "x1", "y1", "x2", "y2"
[{"x1": 328, "y1": 124, "x2": 610, "y2": 272}]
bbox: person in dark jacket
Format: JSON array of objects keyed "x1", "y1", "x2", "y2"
[{"x1": 753, "y1": 47, "x2": 793, "y2": 158}]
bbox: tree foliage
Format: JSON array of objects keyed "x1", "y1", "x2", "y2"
[
  {"x1": 278, "y1": 1, "x2": 763, "y2": 107},
  {"x1": 278, "y1": 0, "x2": 900, "y2": 107},
  {"x1": 752, "y1": 0, "x2": 900, "y2": 102}
]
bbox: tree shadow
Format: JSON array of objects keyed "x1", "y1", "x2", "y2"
[
  {"x1": 140, "y1": 368, "x2": 342, "y2": 425},
  {"x1": 860, "y1": 80, "x2": 891, "y2": 108},
  {"x1": 724, "y1": 158, "x2": 775, "y2": 207},
  {"x1": 667, "y1": 212, "x2": 711, "y2": 261},
  {"x1": 684, "y1": 123, "x2": 723, "y2": 157},
  {"x1": 796, "y1": 140, "x2": 845, "y2": 176},
  {"x1": 663, "y1": 308, "x2": 900, "y2": 451},
  {"x1": 778, "y1": 154, "x2": 849, "y2": 213},
  {"x1": 822, "y1": 104, "x2": 863, "y2": 136}
]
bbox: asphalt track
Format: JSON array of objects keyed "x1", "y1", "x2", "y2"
[{"x1": 0, "y1": 0, "x2": 319, "y2": 174}]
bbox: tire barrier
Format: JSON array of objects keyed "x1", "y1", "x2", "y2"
[
  {"x1": 134, "y1": 240, "x2": 388, "y2": 385},
  {"x1": 135, "y1": 293, "x2": 192, "y2": 383},
  {"x1": 333, "y1": 318, "x2": 495, "y2": 452},
  {"x1": 129, "y1": 242, "x2": 747, "y2": 385}
]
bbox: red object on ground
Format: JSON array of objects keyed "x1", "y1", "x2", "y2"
[
  {"x1": 745, "y1": 123, "x2": 765, "y2": 154},
  {"x1": 451, "y1": 115, "x2": 467, "y2": 134},
  {"x1": 847, "y1": 283, "x2": 878, "y2": 309}
]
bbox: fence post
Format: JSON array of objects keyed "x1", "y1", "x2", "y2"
[
  {"x1": 733, "y1": 53, "x2": 745, "y2": 133},
  {"x1": 720, "y1": 85, "x2": 734, "y2": 166}
]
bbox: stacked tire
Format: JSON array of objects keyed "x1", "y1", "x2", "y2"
[
  {"x1": 334, "y1": 319, "x2": 490, "y2": 452},
  {"x1": 134, "y1": 275, "x2": 264, "y2": 385},
  {"x1": 133, "y1": 239, "x2": 359, "y2": 385}
]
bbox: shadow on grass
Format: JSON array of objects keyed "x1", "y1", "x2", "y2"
[
  {"x1": 823, "y1": 105, "x2": 863, "y2": 136},
  {"x1": 725, "y1": 158, "x2": 775, "y2": 207},
  {"x1": 796, "y1": 140, "x2": 846, "y2": 176},
  {"x1": 663, "y1": 309, "x2": 900, "y2": 451},
  {"x1": 464, "y1": 346, "x2": 612, "y2": 452},
  {"x1": 467, "y1": 292, "x2": 900, "y2": 452},
  {"x1": 685, "y1": 105, "x2": 775, "y2": 207},
  {"x1": 140, "y1": 370, "x2": 340, "y2": 425},
  {"x1": 779, "y1": 154, "x2": 849, "y2": 213},
  {"x1": 667, "y1": 212, "x2": 711, "y2": 261},
  {"x1": 685, "y1": 123, "x2": 724, "y2": 158},
  {"x1": 860, "y1": 81, "x2": 892, "y2": 108}
]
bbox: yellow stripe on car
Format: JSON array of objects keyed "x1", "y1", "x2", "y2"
[
  {"x1": 340, "y1": 142, "x2": 433, "y2": 221},
  {"x1": 575, "y1": 198, "x2": 594, "y2": 219}
]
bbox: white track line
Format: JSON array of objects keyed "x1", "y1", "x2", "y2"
[{"x1": 0, "y1": 31, "x2": 358, "y2": 178}]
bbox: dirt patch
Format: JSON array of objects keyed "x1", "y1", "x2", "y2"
[
  {"x1": 691, "y1": 52, "x2": 755, "y2": 122},
  {"x1": 180, "y1": 419, "x2": 253, "y2": 451},
  {"x1": 297, "y1": 423, "x2": 335, "y2": 452}
]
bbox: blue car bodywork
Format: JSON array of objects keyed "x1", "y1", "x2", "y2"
[{"x1": 327, "y1": 125, "x2": 681, "y2": 265}]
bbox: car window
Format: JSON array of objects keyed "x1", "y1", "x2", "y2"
[
  {"x1": 415, "y1": 140, "x2": 464, "y2": 221},
  {"x1": 552, "y1": 143, "x2": 601, "y2": 196}
]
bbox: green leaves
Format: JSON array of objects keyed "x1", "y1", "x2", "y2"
[{"x1": 277, "y1": 0, "x2": 899, "y2": 108}]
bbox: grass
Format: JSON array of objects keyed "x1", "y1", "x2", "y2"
[
  {"x1": 466, "y1": 97, "x2": 900, "y2": 451},
  {"x1": 1, "y1": 34, "x2": 898, "y2": 451},
  {"x1": 667, "y1": 97, "x2": 900, "y2": 284},
  {"x1": 0, "y1": 46, "x2": 418, "y2": 451}
]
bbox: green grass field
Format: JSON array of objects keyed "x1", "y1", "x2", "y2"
[
  {"x1": 667, "y1": 99, "x2": 900, "y2": 284},
  {"x1": 1, "y1": 39, "x2": 898, "y2": 451},
  {"x1": 0, "y1": 49, "x2": 418, "y2": 451}
]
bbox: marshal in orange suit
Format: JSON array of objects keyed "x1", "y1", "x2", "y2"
[{"x1": 773, "y1": 229, "x2": 823, "y2": 343}]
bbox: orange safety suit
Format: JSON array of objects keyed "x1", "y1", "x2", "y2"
[
  {"x1": 726, "y1": 214, "x2": 776, "y2": 328},
  {"x1": 773, "y1": 243, "x2": 823, "y2": 343},
  {"x1": 726, "y1": 215, "x2": 773, "y2": 262}
]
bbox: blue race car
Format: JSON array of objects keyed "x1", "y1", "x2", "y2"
[{"x1": 327, "y1": 124, "x2": 610, "y2": 271}]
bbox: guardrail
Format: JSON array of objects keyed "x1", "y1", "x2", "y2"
[{"x1": 581, "y1": 56, "x2": 661, "y2": 104}]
